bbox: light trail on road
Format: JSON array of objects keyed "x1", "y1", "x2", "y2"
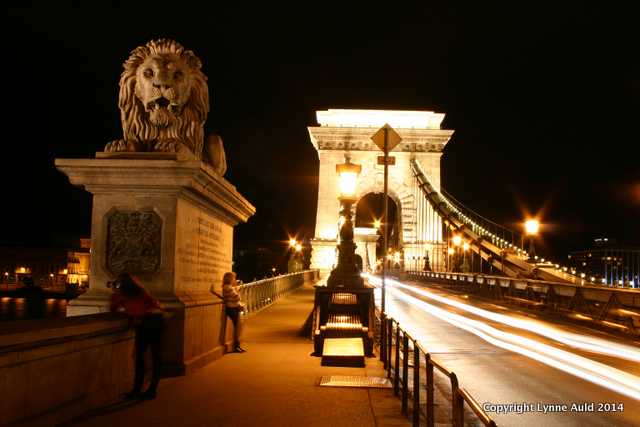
[
  {"x1": 378, "y1": 276, "x2": 640, "y2": 363},
  {"x1": 365, "y1": 274, "x2": 640, "y2": 401}
]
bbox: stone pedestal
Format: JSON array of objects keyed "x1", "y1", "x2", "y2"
[{"x1": 55, "y1": 153, "x2": 255, "y2": 374}]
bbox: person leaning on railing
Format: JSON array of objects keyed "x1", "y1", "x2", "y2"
[
  {"x1": 211, "y1": 272, "x2": 246, "y2": 353},
  {"x1": 108, "y1": 272, "x2": 164, "y2": 400}
]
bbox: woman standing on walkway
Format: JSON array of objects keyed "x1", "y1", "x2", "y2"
[
  {"x1": 212, "y1": 272, "x2": 246, "y2": 353},
  {"x1": 109, "y1": 272, "x2": 164, "y2": 400}
]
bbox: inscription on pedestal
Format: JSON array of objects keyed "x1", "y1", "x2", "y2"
[
  {"x1": 106, "y1": 210, "x2": 162, "y2": 274},
  {"x1": 175, "y1": 204, "x2": 232, "y2": 291},
  {"x1": 197, "y1": 218, "x2": 229, "y2": 284}
]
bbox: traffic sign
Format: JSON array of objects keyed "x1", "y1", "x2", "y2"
[
  {"x1": 377, "y1": 156, "x2": 396, "y2": 165},
  {"x1": 371, "y1": 123, "x2": 402, "y2": 152}
]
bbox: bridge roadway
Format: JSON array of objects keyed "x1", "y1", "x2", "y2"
[
  {"x1": 63, "y1": 284, "x2": 409, "y2": 427},
  {"x1": 372, "y1": 275, "x2": 640, "y2": 426}
]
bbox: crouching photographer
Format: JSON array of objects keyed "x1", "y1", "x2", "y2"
[{"x1": 108, "y1": 272, "x2": 164, "y2": 400}]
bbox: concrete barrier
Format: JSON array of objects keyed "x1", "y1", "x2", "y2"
[{"x1": 0, "y1": 313, "x2": 134, "y2": 426}]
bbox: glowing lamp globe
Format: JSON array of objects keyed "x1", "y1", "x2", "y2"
[
  {"x1": 525, "y1": 219, "x2": 540, "y2": 235},
  {"x1": 336, "y1": 160, "x2": 361, "y2": 198}
]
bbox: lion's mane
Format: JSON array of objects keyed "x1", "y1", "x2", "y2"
[{"x1": 118, "y1": 39, "x2": 209, "y2": 158}]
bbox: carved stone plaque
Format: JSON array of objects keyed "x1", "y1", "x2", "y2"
[{"x1": 106, "y1": 210, "x2": 162, "y2": 274}]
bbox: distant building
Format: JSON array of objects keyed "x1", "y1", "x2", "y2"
[
  {"x1": 0, "y1": 238, "x2": 91, "y2": 290},
  {"x1": 568, "y1": 238, "x2": 639, "y2": 287}
]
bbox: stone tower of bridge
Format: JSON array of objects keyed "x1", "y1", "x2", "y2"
[{"x1": 308, "y1": 109, "x2": 454, "y2": 276}]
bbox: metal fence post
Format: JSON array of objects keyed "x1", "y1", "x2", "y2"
[
  {"x1": 402, "y1": 333, "x2": 409, "y2": 414},
  {"x1": 425, "y1": 353, "x2": 434, "y2": 427},
  {"x1": 387, "y1": 318, "x2": 393, "y2": 376},
  {"x1": 387, "y1": 319, "x2": 393, "y2": 378},
  {"x1": 380, "y1": 312, "x2": 387, "y2": 364},
  {"x1": 450, "y1": 373, "x2": 463, "y2": 427},
  {"x1": 413, "y1": 342, "x2": 420, "y2": 427},
  {"x1": 394, "y1": 324, "x2": 400, "y2": 395}
]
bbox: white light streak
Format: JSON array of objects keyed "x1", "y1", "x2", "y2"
[{"x1": 366, "y1": 274, "x2": 640, "y2": 401}]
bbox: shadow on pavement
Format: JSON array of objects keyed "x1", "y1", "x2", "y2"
[{"x1": 58, "y1": 398, "x2": 143, "y2": 426}]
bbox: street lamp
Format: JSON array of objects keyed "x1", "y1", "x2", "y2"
[
  {"x1": 327, "y1": 158, "x2": 363, "y2": 288},
  {"x1": 462, "y1": 241, "x2": 470, "y2": 272},
  {"x1": 524, "y1": 219, "x2": 539, "y2": 259},
  {"x1": 447, "y1": 247, "x2": 454, "y2": 272},
  {"x1": 451, "y1": 235, "x2": 462, "y2": 272}
]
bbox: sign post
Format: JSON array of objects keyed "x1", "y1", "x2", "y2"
[{"x1": 371, "y1": 124, "x2": 402, "y2": 315}]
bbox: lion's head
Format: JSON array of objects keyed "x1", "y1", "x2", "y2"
[{"x1": 116, "y1": 39, "x2": 209, "y2": 158}]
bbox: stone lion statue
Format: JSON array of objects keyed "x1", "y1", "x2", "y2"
[{"x1": 105, "y1": 39, "x2": 226, "y2": 175}]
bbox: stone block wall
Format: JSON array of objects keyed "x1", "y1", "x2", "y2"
[{"x1": 0, "y1": 313, "x2": 134, "y2": 426}]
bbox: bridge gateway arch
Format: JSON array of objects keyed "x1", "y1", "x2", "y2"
[{"x1": 308, "y1": 109, "x2": 454, "y2": 276}]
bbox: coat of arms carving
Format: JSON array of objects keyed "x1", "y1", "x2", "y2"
[{"x1": 106, "y1": 210, "x2": 162, "y2": 274}]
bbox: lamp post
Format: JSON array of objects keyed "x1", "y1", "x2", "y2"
[
  {"x1": 524, "y1": 219, "x2": 539, "y2": 260},
  {"x1": 327, "y1": 158, "x2": 364, "y2": 288},
  {"x1": 462, "y1": 241, "x2": 470, "y2": 273},
  {"x1": 452, "y1": 235, "x2": 461, "y2": 271}
]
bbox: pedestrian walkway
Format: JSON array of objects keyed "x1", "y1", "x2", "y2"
[{"x1": 66, "y1": 284, "x2": 410, "y2": 427}]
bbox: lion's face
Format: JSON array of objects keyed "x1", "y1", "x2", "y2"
[
  {"x1": 113, "y1": 39, "x2": 210, "y2": 159},
  {"x1": 134, "y1": 53, "x2": 194, "y2": 128}
]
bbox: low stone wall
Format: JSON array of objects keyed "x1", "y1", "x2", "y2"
[
  {"x1": 0, "y1": 271, "x2": 321, "y2": 426},
  {"x1": 0, "y1": 313, "x2": 134, "y2": 426}
]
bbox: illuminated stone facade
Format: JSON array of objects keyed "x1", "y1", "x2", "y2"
[{"x1": 308, "y1": 110, "x2": 454, "y2": 275}]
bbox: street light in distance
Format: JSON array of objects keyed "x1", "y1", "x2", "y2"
[{"x1": 524, "y1": 219, "x2": 540, "y2": 259}]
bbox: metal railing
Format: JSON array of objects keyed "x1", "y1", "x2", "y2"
[
  {"x1": 408, "y1": 271, "x2": 640, "y2": 334},
  {"x1": 237, "y1": 270, "x2": 319, "y2": 314},
  {"x1": 378, "y1": 311, "x2": 497, "y2": 427}
]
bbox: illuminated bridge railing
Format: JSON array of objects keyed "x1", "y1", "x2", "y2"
[
  {"x1": 440, "y1": 187, "x2": 521, "y2": 248},
  {"x1": 411, "y1": 159, "x2": 538, "y2": 278},
  {"x1": 409, "y1": 271, "x2": 640, "y2": 334},
  {"x1": 378, "y1": 312, "x2": 497, "y2": 427},
  {"x1": 237, "y1": 270, "x2": 319, "y2": 314},
  {"x1": 411, "y1": 158, "x2": 523, "y2": 254}
]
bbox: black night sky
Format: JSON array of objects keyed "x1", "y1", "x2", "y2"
[{"x1": 2, "y1": 3, "x2": 639, "y2": 262}]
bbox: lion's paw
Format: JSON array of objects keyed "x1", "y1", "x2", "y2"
[
  {"x1": 153, "y1": 139, "x2": 179, "y2": 153},
  {"x1": 104, "y1": 139, "x2": 130, "y2": 152}
]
